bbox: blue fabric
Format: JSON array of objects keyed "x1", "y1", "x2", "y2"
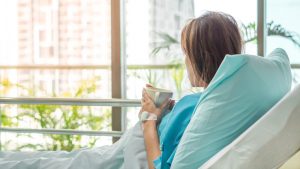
[
  {"x1": 153, "y1": 92, "x2": 202, "y2": 169},
  {"x1": 153, "y1": 156, "x2": 162, "y2": 169},
  {"x1": 171, "y1": 48, "x2": 292, "y2": 169}
]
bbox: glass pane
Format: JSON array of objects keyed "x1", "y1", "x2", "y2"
[
  {"x1": 124, "y1": 0, "x2": 194, "y2": 128},
  {"x1": 0, "y1": 0, "x2": 112, "y2": 151},
  {"x1": 0, "y1": 0, "x2": 111, "y2": 98},
  {"x1": 267, "y1": 0, "x2": 300, "y2": 63}
]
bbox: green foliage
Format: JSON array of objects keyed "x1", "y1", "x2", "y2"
[
  {"x1": 170, "y1": 61, "x2": 185, "y2": 97},
  {"x1": 242, "y1": 21, "x2": 300, "y2": 47},
  {"x1": 145, "y1": 70, "x2": 160, "y2": 87},
  {"x1": 0, "y1": 78, "x2": 19, "y2": 127},
  {"x1": 267, "y1": 21, "x2": 300, "y2": 47},
  {"x1": 0, "y1": 111, "x2": 15, "y2": 127},
  {"x1": 241, "y1": 22, "x2": 257, "y2": 43},
  {"x1": 151, "y1": 32, "x2": 179, "y2": 56},
  {"x1": 0, "y1": 76, "x2": 111, "y2": 151}
]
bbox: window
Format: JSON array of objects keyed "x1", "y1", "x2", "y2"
[
  {"x1": 1, "y1": 0, "x2": 299, "y2": 151},
  {"x1": 267, "y1": 0, "x2": 300, "y2": 86}
]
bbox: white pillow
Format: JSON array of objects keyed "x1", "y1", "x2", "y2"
[{"x1": 200, "y1": 84, "x2": 300, "y2": 169}]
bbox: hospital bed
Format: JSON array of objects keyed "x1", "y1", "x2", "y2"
[{"x1": 0, "y1": 85, "x2": 300, "y2": 169}]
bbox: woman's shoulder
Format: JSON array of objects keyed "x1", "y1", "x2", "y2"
[
  {"x1": 169, "y1": 92, "x2": 202, "y2": 114},
  {"x1": 177, "y1": 92, "x2": 202, "y2": 104},
  {"x1": 160, "y1": 92, "x2": 201, "y2": 127}
]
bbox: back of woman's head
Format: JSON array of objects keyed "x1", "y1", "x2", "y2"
[{"x1": 181, "y1": 11, "x2": 243, "y2": 84}]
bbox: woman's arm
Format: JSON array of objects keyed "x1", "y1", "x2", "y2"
[
  {"x1": 140, "y1": 86, "x2": 170, "y2": 169},
  {"x1": 143, "y1": 121, "x2": 161, "y2": 169}
]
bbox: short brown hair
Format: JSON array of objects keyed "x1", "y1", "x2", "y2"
[{"x1": 181, "y1": 11, "x2": 243, "y2": 84}]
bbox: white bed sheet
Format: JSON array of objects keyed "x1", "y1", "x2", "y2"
[{"x1": 0, "y1": 122, "x2": 148, "y2": 169}]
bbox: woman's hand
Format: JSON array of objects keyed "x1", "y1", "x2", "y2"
[{"x1": 140, "y1": 84, "x2": 170, "y2": 121}]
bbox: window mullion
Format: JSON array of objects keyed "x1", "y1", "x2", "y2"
[
  {"x1": 111, "y1": 0, "x2": 122, "y2": 142},
  {"x1": 257, "y1": 0, "x2": 266, "y2": 56}
]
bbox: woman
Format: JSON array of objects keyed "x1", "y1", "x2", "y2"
[
  {"x1": 0, "y1": 11, "x2": 242, "y2": 169},
  {"x1": 141, "y1": 11, "x2": 242, "y2": 169}
]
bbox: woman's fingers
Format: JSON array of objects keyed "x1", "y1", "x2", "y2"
[
  {"x1": 144, "y1": 91, "x2": 154, "y2": 102},
  {"x1": 141, "y1": 97, "x2": 145, "y2": 104},
  {"x1": 142, "y1": 89, "x2": 152, "y2": 101},
  {"x1": 146, "y1": 84, "x2": 153, "y2": 88},
  {"x1": 141, "y1": 94, "x2": 153, "y2": 107},
  {"x1": 159, "y1": 98, "x2": 171, "y2": 110},
  {"x1": 142, "y1": 89, "x2": 146, "y2": 97}
]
